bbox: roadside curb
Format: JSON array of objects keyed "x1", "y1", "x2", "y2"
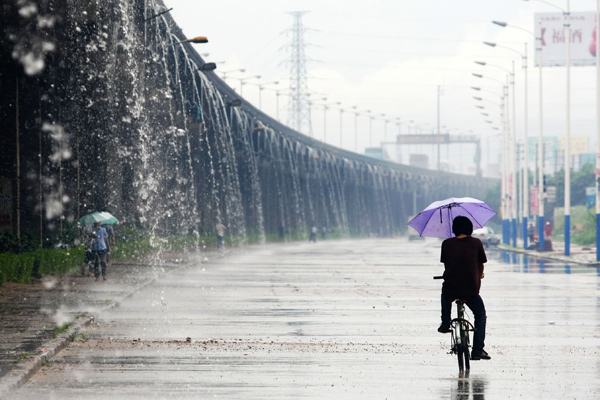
[
  {"x1": 0, "y1": 314, "x2": 93, "y2": 399},
  {"x1": 497, "y1": 245, "x2": 600, "y2": 267},
  {"x1": 0, "y1": 258, "x2": 193, "y2": 398}
]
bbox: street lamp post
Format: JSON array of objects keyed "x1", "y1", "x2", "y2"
[
  {"x1": 502, "y1": 83, "x2": 511, "y2": 245},
  {"x1": 321, "y1": 97, "x2": 328, "y2": 143},
  {"x1": 367, "y1": 110, "x2": 373, "y2": 148},
  {"x1": 493, "y1": 18, "x2": 548, "y2": 252},
  {"x1": 510, "y1": 61, "x2": 518, "y2": 248},
  {"x1": 256, "y1": 80, "x2": 279, "y2": 109},
  {"x1": 473, "y1": 71, "x2": 515, "y2": 245},
  {"x1": 352, "y1": 106, "x2": 359, "y2": 152},
  {"x1": 336, "y1": 102, "x2": 344, "y2": 147},
  {"x1": 238, "y1": 75, "x2": 261, "y2": 97},
  {"x1": 220, "y1": 68, "x2": 246, "y2": 80},
  {"x1": 565, "y1": 0, "x2": 572, "y2": 256},
  {"x1": 394, "y1": 118, "x2": 402, "y2": 162},
  {"x1": 525, "y1": 0, "x2": 571, "y2": 255},
  {"x1": 522, "y1": 42, "x2": 529, "y2": 250},
  {"x1": 596, "y1": 0, "x2": 600, "y2": 261},
  {"x1": 437, "y1": 85, "x2": 442, "y2": 170},
  {"x1": 482, "y1": 42, "x2": 529, "y2": 249},
  {"x1": 275, "y1": 90, "x2": 286, "y2": 120}
]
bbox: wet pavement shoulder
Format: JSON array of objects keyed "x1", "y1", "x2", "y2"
[
  {"x1": 0, "y1": 253, "x2": 200, "y2": 397},
  {"x1": 497, "y1": 242, "x2": 600, "y2": 267}
]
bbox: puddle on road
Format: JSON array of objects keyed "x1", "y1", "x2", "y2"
[{"x1": 491, "y1": 250, "x2": 600, "y2": 276}]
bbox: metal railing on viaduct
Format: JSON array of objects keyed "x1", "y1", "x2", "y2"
[{"x1": 0, "y1": 0, "x2": 497, "y2": 245}]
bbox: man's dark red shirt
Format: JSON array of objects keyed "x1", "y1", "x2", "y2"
[{"x1": 440, "y1": 236, "x2": 487, "y2": 298}]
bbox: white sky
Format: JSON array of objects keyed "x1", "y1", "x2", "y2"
[{"x1": 165, "y1": 0, "x2": 598, "y2": 174}]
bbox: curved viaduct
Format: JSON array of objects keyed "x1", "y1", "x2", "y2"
[{"x1": 0, "y1": 0, "x2": 496, "y2": 245}]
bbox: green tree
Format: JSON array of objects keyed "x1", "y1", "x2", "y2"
[{"x1": 546, "y1": 163, "x2": 594, "y2": 207}]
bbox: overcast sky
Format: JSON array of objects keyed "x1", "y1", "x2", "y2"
[{"x1": 165, "y1": 0, "x2": 598, "y2": 174}]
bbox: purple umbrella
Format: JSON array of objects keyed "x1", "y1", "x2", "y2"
[{"x1": 408, "y1": 197, "x2": 496, "y2": 239}]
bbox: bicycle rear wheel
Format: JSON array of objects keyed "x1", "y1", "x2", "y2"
[
  {"x1": 457, "y1": 345, "x2": 464, "y2": 372},
  {"x1": 460, "y1": 321, "x2": 471, "y2": 371}
]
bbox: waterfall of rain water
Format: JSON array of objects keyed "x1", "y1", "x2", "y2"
[{"x1": 0, "y1": 0, "x2": 497, "y2": 250}]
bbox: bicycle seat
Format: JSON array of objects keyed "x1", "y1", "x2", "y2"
[{"x1": 454, "y1": 300, "x2": 465, "y2": 305}]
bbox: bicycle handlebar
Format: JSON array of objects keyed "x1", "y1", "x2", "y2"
[{"x1": 433, "y1": 276, "x2": 444, "y2": 280}]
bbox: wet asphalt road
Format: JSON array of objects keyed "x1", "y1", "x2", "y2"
[{"x1": 12, "y1": 238, "x2": 600, "y2": 399}]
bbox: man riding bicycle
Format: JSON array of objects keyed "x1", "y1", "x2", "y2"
[{"x1": 438, "y1": 216, "x2": 491, "y2": 361}]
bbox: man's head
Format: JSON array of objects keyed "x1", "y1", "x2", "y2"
[
  {"x1": 452, "y1": 216, "x2": 473, "y2": 237},
  {"x1": 93, "y1": 222, "x2": 100, "y2": 229}
]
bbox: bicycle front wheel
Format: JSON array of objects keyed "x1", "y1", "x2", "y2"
[{"x1": 463, "y1": 344, "x2": 470, "y2": 371}]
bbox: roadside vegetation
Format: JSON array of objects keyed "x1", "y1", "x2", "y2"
[
  {"x1": 0, "y1": 228, "x2": 214, "y2": 286},
  {"x1": 553, "y1": 205, "x2": 595, "y2": 246}
]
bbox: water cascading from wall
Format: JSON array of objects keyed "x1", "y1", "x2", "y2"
[{"x1": 0, "y1": 0, "x2": 497, "y2": 249}]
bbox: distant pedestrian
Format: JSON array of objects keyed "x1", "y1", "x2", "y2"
[
  {"x1": 106, "y1": 224, "x2": 115, "y2": 246},
  {"x1": 80, "y1": 233, "x2": 96, "y2": 277},
  {"x1": 321, "y1": 226, "x2": 328, "y2": 240},
  {"x1": 544, "y1": 221, "x2": 553, "y2": 238},
  {"x1": 309, "y1": 226, "x2": 318, "y2": 242},
  {"x1": 527, "y1": 223, "x2": 535, "y2": 244},
  {"x1": 92, "y1": 222, "x2": 108, "y2": 280},
  {"x1": 215, "y1": 222, "x2": 226, "y2": 250},
  {"x1": 104, "y1": 224, "x2": 115, "y2": 264}
]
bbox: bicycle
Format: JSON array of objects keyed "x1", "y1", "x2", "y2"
[{"x1": 434, "y1": 275, "x2": 475, "y2": 373}]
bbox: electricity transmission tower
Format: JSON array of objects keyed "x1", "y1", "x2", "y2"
[{"x1": 285, "y1": 11, "x2": 312, "y2": 135}]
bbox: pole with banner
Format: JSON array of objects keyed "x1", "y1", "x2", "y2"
[
  {"x1": 596, "y1": 0, "x2": 600, "y2": 261},
  {"x1": 511, "y1": 61, "x2": 518, "y2": 248},
  {"x1": 564, "y1": 1, "x2": 572, "y2": 256},
  {"x1": 537, "y1": 31, "x2": 545, "y2": 251},
  {"x1": 523, "y1": 42, "x2": 530, "y2": 249}
]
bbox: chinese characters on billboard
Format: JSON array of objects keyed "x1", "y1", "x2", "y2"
[{"x1": 535, "y1": 12, "x2": 597, "y2": 67}]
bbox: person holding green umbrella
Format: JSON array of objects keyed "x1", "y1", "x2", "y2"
[
  {"x1": 79, "y1": 211, "x2": 119, "y2": 226},
  {"x1": 91, "y1": 221, "x2": 109, "y2": 280}
]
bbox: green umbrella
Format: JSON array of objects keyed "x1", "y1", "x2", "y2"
[{"x1": 78, "y1": 211, "x2": 119, "y2": 226}]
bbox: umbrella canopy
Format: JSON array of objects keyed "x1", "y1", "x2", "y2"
[
  {"x1": 78, "y1": 211, "x2": 119, "y2": 226},
  {"x1": 407, "y1": 197, "x2": 495, "y2": 239}
]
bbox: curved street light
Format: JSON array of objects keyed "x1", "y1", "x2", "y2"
[
  {"x1": 238, "y1": 74, "x2": 261, "y2": 96},
  {"x1": 220, "y1": 68, "x2": 246, "y2": 80},
  {"x1": 483, "y1": 39, "x2": 529, "y2": 249},
  {"x1": 254, "y1": 79, "x2": 279, "y2": 109},
  {"x1": 352, "y1": 106, "x2": 360, "y2": 152},
  {"x1": 492, "y1": 15, "x2": 553, "y2": 252}
]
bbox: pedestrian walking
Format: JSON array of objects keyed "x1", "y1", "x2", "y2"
[
  {"x1": 80, "y1": 233, "x2": 96, "y2": 277},
  {"x1": 309, "y1": 226, "x2": 318, "y2": 242},
  {"x1": 215, "y1": 222, "x2": 226, "y2": 250},
  {"x1": 102, "y1": 224, "x2": 113, "y2": 264},
  {"x1": 544, "y1": 221, "x2": 553, "y2": 238},
  {"x1": 92, "y1": 222, "x2": 109, "y2": 280}
]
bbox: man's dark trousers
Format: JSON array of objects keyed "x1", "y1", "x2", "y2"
[{"x1": 441, "y1": 292, "x2": 487, "y2": 352}]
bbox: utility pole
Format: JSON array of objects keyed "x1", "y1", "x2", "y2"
[{"x1": 286, "y1": 11, "x2": 311, "y2": 134}]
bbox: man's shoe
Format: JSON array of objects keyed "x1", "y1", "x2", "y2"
[
  {"x1": 471, "y1": 349, "x2": 491, "y2": 360},
  {"x1": 437, "y1": 324, "x2": 452, "y2": 334}
]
